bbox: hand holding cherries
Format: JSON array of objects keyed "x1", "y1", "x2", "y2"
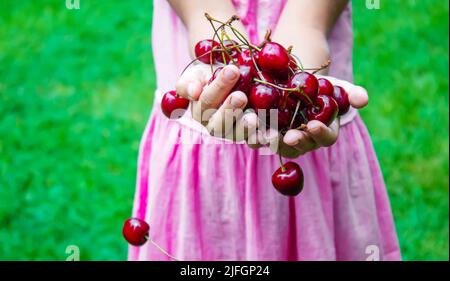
[{"x1": 160, "y1": 13, "x2": 368, "y2": 196}]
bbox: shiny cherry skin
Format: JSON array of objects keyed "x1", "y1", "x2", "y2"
[
  {"x1": 332, "y1": 86, "x2": 350, "y2": 116},
  {"x1": 195, "y1": 39, "x2": 220, "y2": 64},
  {"x1": 232, "y1": 64, "x2": 253, "y2": 95},
  {"x1": 219, "y1": 40, "x2": 240, "y2": 64},
  {"x1": 161, "y1": 90, "x2": 190, "y2": 119},
  {"x1": 237, "y1": 49, "x2": 259, "y2": 75},
  {"x1": 122, "y1": 218, "x2": 150, "y2": 246},
  {"x1": 291, "y1": 108, "x2": 309, "y2": 128},
  {"x1": 288, "y1": 72, "x2": 319, "y2": 104},
  {"x1": 238, "y1": 49, "x2": 259, "y2": 66},
  {"x1": 272, "y1": 162, "x2": 304, "y2": 196},
  {"x1": 276, "y1": 107, "x2": 293, "y2": 131},
  {"x1": 317, "y1": 78, "x2": 334, "y2": 96},
  {"x1": 273, "y1": 55, "x2": 298, "y2": 82},
  {"x1": 257, "y1": 42, "x2": 290, "y2": 74},
  {"x1": 289, "y1": 56, "x2": 299, "y2": 72},
  {"x1": 249, "y1": 84, "x2": 280, "y2": 111},
  {"x1": 306, "y1": 95, "x2": 338, "y2": 126},
  {"x1": 277, "y1": 84, "x2": 298, "y2": 111},
  {"x1": 254, "y1": 71, "x2": 275, "y2": 85},
  {"x1": 207, "y1": 65, "x2": 253, "y2": 95}
]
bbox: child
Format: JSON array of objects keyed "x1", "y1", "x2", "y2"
[{"x1": 128, "y1": 0, "x2": 401, "y2": 261}]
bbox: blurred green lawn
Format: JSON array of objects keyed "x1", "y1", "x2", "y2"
[{"x1": 0, "y1": 0, "x2": 448, "y2": 260}]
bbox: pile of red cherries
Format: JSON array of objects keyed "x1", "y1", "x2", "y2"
[
  {"x1": 160, "y1": 14, "x2": 350, "y2": 197},
  {"x1": 123, "y1": 13, "x2": 350, "y2": 250}
]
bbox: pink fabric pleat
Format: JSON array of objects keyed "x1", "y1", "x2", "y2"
[{"x1": 129, "y1": 106, "x2": 401, "y2": 261}]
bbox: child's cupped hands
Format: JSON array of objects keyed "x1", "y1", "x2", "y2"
[
  {"x1": 175, "y1": 63, "x2": 368, "y2": 158},
  {"x1": 176, "y1": 63, "x2": 258, "y2": 142}
]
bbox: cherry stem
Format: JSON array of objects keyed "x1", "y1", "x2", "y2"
[
  {"x1": 205, "y1": 13, "x2": 261, "y2": 52},
  {"x1": 149, "y1": 238, "x2": 180, "y2": 261},
  {"x1": 253, "y1": 78, "x2": 314, "y2": 104},
  {"x1": 219, "y1": 30, "x2": 228, "y2": 63},
  {"x1": 258, "y1": 29, "x2": 272, "y2": 48},
  {"x1": 288, "y1": 66, "x2": 296, "y2": 75},
  {"x1": 279, "y1": 153, "x2": 286, "y2": 172},
  {"x1": 223, "y1": 31, "x2": 242, "y2": 54},
  {"x1": 181, "y1": 49, "x2": 224, "y2": 76},
  {"x1": 311, "y1": 59, "x2": 331, "y2": 74},
  {"x1": 294, "y1": 124, "x2": 307, "y2": 130},
  {"x1": 181, "y1": 42, "x2": 248, "y2": 77},
  {"x1": 207, "y1": 20, "x2": 237, "y2": 67},
  {"x1": 205, "y1": 13, "x2": 267, "y2": 84},
  {"x1": 289, "y1": 100, "x2": 301, "y2": 129},
  {"x1": 286, "y1": 45, "x2": 293, "y2": 54},
  {"x1": 290, "y1": 53, "x2": 305, "y2": 72}
]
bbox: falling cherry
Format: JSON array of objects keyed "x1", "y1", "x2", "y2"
[{"x1": 122, "y1": 218, "x2": 150, "y2": 246}]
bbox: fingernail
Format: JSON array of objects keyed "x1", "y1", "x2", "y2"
[
  {"x1": 284, "y1": 133, "x2": 299, "y2": 145},
  {"x1": 307, "y1": 121, "x2": 320, "y2": 130},
  {"x1": 223, "y1": 67, "x2": 238, "y2": 81},
  {"x1": 230, "y1": 96, "x2": 245, "y2": 107},
  {"x1": 187, "y1": 83, "x2": 196, "y2": 99},
  {"x1": 265, "y1": 129, "x2": 278, "y2": 141}
]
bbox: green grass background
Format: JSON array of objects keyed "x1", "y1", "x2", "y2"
[{"x1": 0, "y1": 0, "x2": 448, "y2": 260}]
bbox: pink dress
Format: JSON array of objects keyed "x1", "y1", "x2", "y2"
[{"x1": 128, "y1": 0, "x2": 401, "y2": 261}]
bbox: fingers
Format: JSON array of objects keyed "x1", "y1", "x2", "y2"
[
  {"x1": 319, "y1": 76, "x2": 369, "y2": 109},
  {"x1": 283, "y1": 129, "x2": 317, "y2": 152},
  {"x1": 191, "y1": 65, "x2": 241, "y2": 124},
  {"x1": 246, "y1": 130, "x2": 264, "y2": 149},
  {"x1": 229, "y1": 110, "x2": 259, "y2": 142},
  {"x1": 278, "y1": 142, "x2": 303, "y2": 159},
  {"x1": 282, "y1": 119, "x2": 338, "y2": 155},
  {"x1": 199, "y1": 65, "x2": 240, "y2": 110},
  {"x1": 206, "y1": 91, "x2": 248, "y2": 137},
  {"x1": 246, "y1": 127, "x2": 278, "y2": 150},
  {"x1": 347, "y1": 85, "x2": 368, "y2": 109},
  {"x1": 305, "y1": 120, "x2": 339, "y2": 147},
  {"x1": 261, "y1": 130, "x2": 304, "y2": 159},
  {"x1": 175, "y1": 64, "x2": 210, "y2": 100}
]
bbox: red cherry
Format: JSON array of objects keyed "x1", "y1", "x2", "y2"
[
  {"x1": 273, "y1": 55, "x2": 298, "y2": 82},
  {"x1": 249, "y1": 84, "x2": 280, "y2": 111},
  {"x1": 332, "y1": 86, "x2": 350, "y2": 116},
  {"x1": 122, "y1": 218, "x2": 150, "y2": 246},
  {"x1": 288, "y1": 56, "x2": 299, "y2": 72},
  {"x1": 219, "y1": 40, "x2": 240, "y2": 64},
  {"x1": 237, "y1": 49, "x2": 260, "y2": 77},
  {"x1": 317, "y1": 78, "x2": 334, "y2": 96},
  {"x1": 207, "y1": 65, "x2": 253, "y2": 95},
  {"x1": 237, "y1": 49, "x2": 252, "y2": 66},
  {"x1": 195, "y1": 39, "x2": 220, "y2": 64},
  {"x1": 306, "y1": 95, "x2": 338, "y2": 126},
  {"x1": 232, "y1": 65, "x2": 253, "y2": 95},
  {"x1": 288, "y1": 72, "x2": 319, "y2": 104},
  {"x1": 161, "y1": 90, "x2": 190, "y2": 119},
  {"x1": 278, "y1": 87, "x2": 297, "y2": 110},
  {"x1": 254, "y1": 71, "x2": 275, "y2": 85},
  {"x1": 276, "y1": 107, "x2": 293, "y2": 131},
  {"x1": 272, "y1": 162, "x2": 304, "y2": 196},
  {"x1": 238, "y1": 49, "x2": 259, "y2": 66},
  {"x1": 291, "y1": 108, "x2": 308, "y2": 128},
  {"x1": 257, "y1": 42, "x2": 290, "y2": 74}
]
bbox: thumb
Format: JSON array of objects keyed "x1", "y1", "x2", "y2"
[{"x1": 348, "y1": 85, "x2": 369, "y2": 109}]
